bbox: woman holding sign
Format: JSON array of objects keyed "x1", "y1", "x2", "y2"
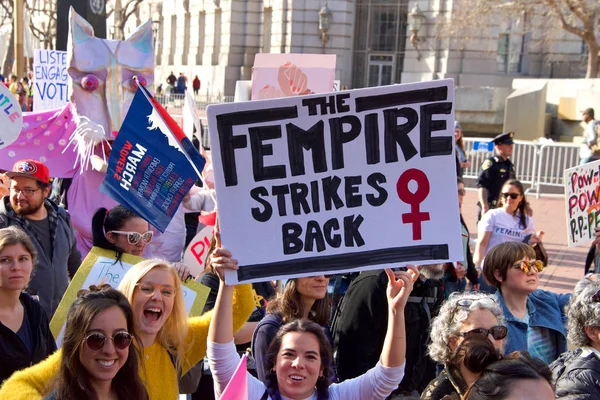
[
  {"x1": 0, "y1": 259, "x2": 254, "y2": 399},
  {"x1": 44, "y1": 285, "x2": 148, "y2": 400},
  {"x1": 0, "y1": 227, "x2": 56, "y2": 383},
  {"x1": 207, "y1": 231, "x2": 416, "y2": 400}
]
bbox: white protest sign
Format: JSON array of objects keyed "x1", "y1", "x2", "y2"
[
  {"x1": 564, "y1": 160, "x2": 600, "y2": 247},
  {"x1": 207, "y1": 79, "x2": 463, "y2": 284},
  {"x1": 0, "y1": 84, "x2": 22, "y2": 149},
  {"x1": 184, "y1": 225, "x2": 215, "y2": 277},
  {"x1": 50, "y1": 248, "x2": 209, "y2": 344},
  {"x1": 33, "y1": 49, "x2": 69, "y2": 111}
]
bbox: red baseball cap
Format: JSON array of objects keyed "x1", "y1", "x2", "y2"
[{"x1": 6, "y1": 160, "x2": 51, "y2": 184}]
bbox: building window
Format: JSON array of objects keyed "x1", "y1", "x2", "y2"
[
  {"x1": 197, "y1": 12, "x2": 206, "y2": 65},
  {"x1": 262, "y1": 7, "x2": 272, "y2": 53},
  {"x1": 353, "y1": 0, "x2": 409, "y2": 89},
  {"x1": 496, "y1": 32, "x2": 526, "y2": 74},
  {"x1": 212, "y1": 9, "x2": 222, "y2": 66}
]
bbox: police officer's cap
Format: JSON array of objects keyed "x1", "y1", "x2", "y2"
[{"x1": 493, "y1": 131, "x2": 514, "y2": 145}]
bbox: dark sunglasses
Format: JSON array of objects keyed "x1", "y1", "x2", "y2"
[
  {"x1": 459, "y1": 326, "x2": 508, "y2": 341},
  {"x1": 501, "y1": 192, "x2": 520, "y2": 200},
  {"x1": 84, "y1": 332, "x2": 133, "y2": 351}
]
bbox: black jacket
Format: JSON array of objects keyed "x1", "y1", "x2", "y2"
[
  {"x1": 332, "y1": 269, "x2": 443, "y2": 394},
  {"x1": 0, "y1": 292, "x2": 57, "y2": 383},
  {"x1": 550, "y1": 347, "x2": 600, "y2": 399}
]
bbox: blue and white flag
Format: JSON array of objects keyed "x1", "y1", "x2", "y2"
[{"x1": 101, "y1": 86, "x2": 205, "y2": 232}]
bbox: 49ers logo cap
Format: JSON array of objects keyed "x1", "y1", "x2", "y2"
[{"x1": 6, "y1": 159, "x2": 50, "y2": 184}]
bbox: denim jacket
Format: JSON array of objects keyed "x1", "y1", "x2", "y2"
[{"x1": 495, "y1": 289, "x2": 570, "y2": 361}]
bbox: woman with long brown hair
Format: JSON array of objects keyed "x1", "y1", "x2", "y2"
[
  {"x1": 44, "y1": 285, "x2": 148, "y2": 400},
  {"x1": 252, "y1": 274, "x2": 331, "y2": 383}
]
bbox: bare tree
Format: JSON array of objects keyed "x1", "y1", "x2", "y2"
[
  {"x1": 437, "y1": 0, "x2": 600, "y2": 78},
  {"x1": 25, "y1": 0, "x2": 57, "y2": 50},
  {"x1": 1, "y1": 0, "x2": 14, "y2": 76},
  {"x1": 106, "y1": 0, "x2": 144, "y2": 39}
]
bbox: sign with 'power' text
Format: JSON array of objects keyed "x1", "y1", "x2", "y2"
[
  {"x1": 207, "y1": 79, "x2": 462, "y2": 284},
  {"x1": 564, "y1": 160, "x2": 600, "y2": 247},
  {"x1": 33, "y1": 49, "x2": 69, "y2": 111}
]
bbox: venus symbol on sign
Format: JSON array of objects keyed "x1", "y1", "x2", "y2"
[{"x1": 396, "y1": 169, "x2": 430, "y2": 240}]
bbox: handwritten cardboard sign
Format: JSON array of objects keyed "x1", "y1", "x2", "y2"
[
  {"x1": 564, "y1": 160, "x2": 600, "y2": 247},
  {"x1": 0, "y1": 84, "x2": 22, "y2": 149},
  {"x1": 50, "y1": 247, "x2": 210, "y2": 343},
  {"x1": 33, "y1": 49, "x2": 69, "y2": 111},
  {"x1": 251, "y1": 53, "x2": 336, "y2": 100},
  {"x1": 184, "y1": 225, "x2": 215, "y2": 277},
  {"x1": 207, "y1": 79, "x2": 463, "y2": 284}
]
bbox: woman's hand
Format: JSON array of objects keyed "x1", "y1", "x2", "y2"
[
  {"x1": 209, "y1": 232, "x2": 239, "y2": 282},
  {"x1": 385, "y1": 266, "x2": 418, "y2": 311},
  {"x1": 172, "y1": 262, "x2": 192, "y2": 281},
  {"x1": 529, "y1": 231, "x2": 544, "y2": 246}
]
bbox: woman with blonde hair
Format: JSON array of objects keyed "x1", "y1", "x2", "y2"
[{"x1": 0, "y1": 259, "x2": 254, "y2": 399}]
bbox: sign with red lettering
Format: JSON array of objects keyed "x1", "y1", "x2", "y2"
[
  {"x1": 564, "y1": 160, "x2": 600, "y2": 247},
  {"x1": 207, "y1": 79, "x2": 463, "y2": 284},
  {"x1": 184, "y1": 225, "x2": 215, "y2": 277}
]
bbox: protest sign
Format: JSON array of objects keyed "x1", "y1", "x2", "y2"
[
  {"x1": 0, "y1": 84, "x2": 22, "y2": 149},
  {"x1": 184, "y1": 225, "x2": 215, "y2": 277},
  {"x1": 50, "y1": 247, "x2": 210, "y2": 344},
  {"x1": 207, "y1": 79, "x2": 463, "y2": 284},
  {"x1": 251, "y1": 53, "x2": 336, "y2": 100},
  {"x1": 101, "y1": 85, "x2": 205, "y2": 232},
  {"x1": 33, "y1": 49, "x2": 69, "y2": 111},
  {"x1": 564, "y1": 160, "x2": 600, "y2": 247}
]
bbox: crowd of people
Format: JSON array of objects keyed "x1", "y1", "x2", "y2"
[
  {"x1": 2, "y1": 73, "x2": 34, "y2": 112},
  {"x1": 0, "y1": 108, "x2": 598, "y2": 400}
]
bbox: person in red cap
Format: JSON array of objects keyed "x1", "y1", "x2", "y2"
[{"x1": 0, "y1": 159, "x2": 81, "y2": 318}]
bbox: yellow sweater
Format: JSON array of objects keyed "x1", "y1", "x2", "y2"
[{"x1": 0, "y1": 284, "x2": 253, "y2": 400}]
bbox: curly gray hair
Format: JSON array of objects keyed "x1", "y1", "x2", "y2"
[
  {"x1": 428, "y1": 291, "x2": 505, "y2": 364},
  {"x1": 567, "y1": 275, "x2": 600, "y2": 347}
]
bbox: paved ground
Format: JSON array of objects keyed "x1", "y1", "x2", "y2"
[{"x1": 462, "y1": 189, "x2": 587, "y2": 294}]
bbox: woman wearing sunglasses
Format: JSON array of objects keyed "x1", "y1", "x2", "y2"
[
  {"x1": 483, "y1": 241, "x2": 570, "y2": 364},
  {"x1": 0, "y1": 227, "x2": 56, "y2": 383},
  {"x1": 0, "y1": 259, "x2": 254, "y2": 400},
  {"x1": 474, "y1": 179, "x2": 541, "y2": 293},
  {"x1": 422, "y1": 291, "x2": 506, "y2": 400},
  {"x1": 44, "y1": 285, "x2": 148, "y2": 400},
  {"x1": 551, "y1": 275, "x2": 600, "y2": 399},
  {"x1": 92, "y1": 206, "x2": 153, "y2": 259}
]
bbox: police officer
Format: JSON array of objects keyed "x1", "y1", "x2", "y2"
[{"x1": 477, "y1": 131, "x2": 516, "y2": 220}]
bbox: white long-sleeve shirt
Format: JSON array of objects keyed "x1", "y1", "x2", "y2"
[{"x1": 207, "y1": 340, "x2": 405, "y2": 400}]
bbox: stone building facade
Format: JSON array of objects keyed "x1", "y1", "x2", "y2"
[{"x1": 117, "y1": 0, "x2": 589, "y2": 98}]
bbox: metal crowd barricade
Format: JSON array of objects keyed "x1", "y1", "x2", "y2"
[{"x1": 462, "y1": 138, "x2": 581, "y2": 198}]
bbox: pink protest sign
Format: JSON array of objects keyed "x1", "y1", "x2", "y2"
[
  {"x1": 220, "y1": 353, "x2": 248, "y2": 400},
  {"x1": 251, "y1": 53, "x2": 336, "y2": 100}
]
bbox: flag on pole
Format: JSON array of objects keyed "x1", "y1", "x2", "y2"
[
  {"x1": 220, "y1": 353, "x2": 249, "y2": 400},
  {"x1": 100, "y1": 84, "x2": 205, "y2": 232}
]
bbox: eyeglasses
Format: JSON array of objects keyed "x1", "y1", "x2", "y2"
[
  {"x1": 83, "y1": 332, "x2": 133, "y2": 351},
  {"x1": 591, "y1": 289, "x2": 600, "y2": 303},
  {"x1": 501, "y1": 192, "x2": 520, "y2": 200},
  {"x1": 459, "y1": 326, "x2": 508, "y2": 341},
  {"x1": 449, "y1": 297, "x2": 498, "y2": 321},
  {"x1": 458, "y1": 189, "x2": 466, "y2": 196},
  {"x1": 135, "y1": 282, "x2": 175, "y2": 298},
  {"x1": 12, "y1": 188, "x2": 41, "y2": 197},
  {"x1": 512, "y1": 260, "x2": 544, "y2": 274},
  {"x1": 108, "y1": 231, "x2": 153, "y2": 245}
]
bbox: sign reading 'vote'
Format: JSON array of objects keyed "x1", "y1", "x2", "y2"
[{"x1": 207, "y1": 79, "x2": 463, "y2": 284}]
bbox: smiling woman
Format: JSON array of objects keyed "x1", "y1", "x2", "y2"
[
  {"x1": 43, "y1": 285, "x2": 148, "y2": 400},
  {"x1": 91, "y1": 206, "x2": 152, "y2": 259},
  {"x1": 252, "y1": 275, "x2": 331, "y2": 383}
]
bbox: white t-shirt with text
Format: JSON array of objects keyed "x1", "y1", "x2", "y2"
[{"x1": 479, "y1": 208, "x2": 534, "y2": 255}]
